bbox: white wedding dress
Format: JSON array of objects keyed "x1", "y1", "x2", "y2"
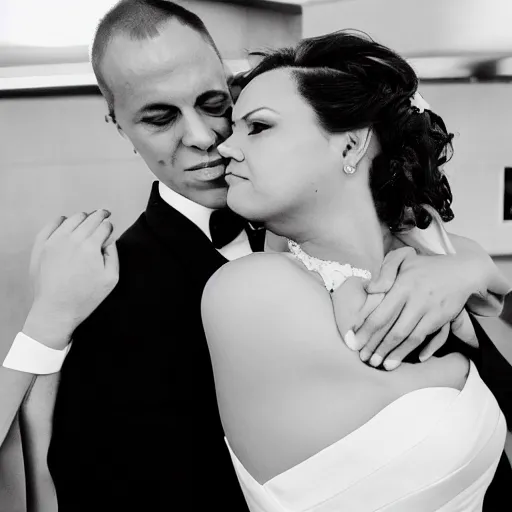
[
  {"x1": 224, "y1": 207, "x2": 507, "y2": 511},
  {"x1": 226, "y1": 361, "x2": 506, "y2": 511}
]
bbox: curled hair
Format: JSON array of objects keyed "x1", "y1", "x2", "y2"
[{"x1": 235, "y1": 32, "x2": 455, "y2": 231}]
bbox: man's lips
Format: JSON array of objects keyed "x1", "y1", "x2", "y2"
[{"x1": 185, "y1": 158, "x2": 228, "y2": 172}]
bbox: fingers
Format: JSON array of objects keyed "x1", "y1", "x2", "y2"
[
  {"x1": 365, "y1": 247, "x2": 416, "y2": 294},
  {"x1": 73, "y1": 209, "x2": 111, "y2": 239},
  {"x1": 31, "y1": 216, "x2": 66, "y2": 257},
  {"x1": 35, "y1": 216, "x2": 67, "y2": 245},
  {"x1": 331, "y1": 277, "x2": 368, "y2": 348},
  {"x1": 351, "y1": 292, "x2": 386, "y2": 333},
  {"x1": 89, "y1": 219, "x2": 114, "y2": 248},
  {"x1": 55, "y1": 212, "x2": 89, "y2": 235},
  {"x1": 365, "y1": 301, "x2": 424, "y2": 368},
  {"x1": 356, "y1": 286, "x2": 407, "y2": 360},
  {"x1": 103, "y1": 242, "x2": 120, "y2": 280},
  {"x1": 381, "y1": 316, "x2": 444, "y2": 370},
  {"x1": 451, "y1": 310, "x2": 479, "y2": 348},
  {"x1": 343, "y1": 292, "x2": 385, "y2": 351},
  {"x1": 30, "y1": 216, "x2": 67, "y2": 275},
  {"x1": 418, "y1": 323, "x2": 450, "y2": 362}
]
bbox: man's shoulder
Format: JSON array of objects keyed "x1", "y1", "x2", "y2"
[
  {"x1": 114, "y1": 212, "x2": 173, "y2": 263},
  {"x1": 116, "y1": 212, "x2": 153, "y2": 250}
]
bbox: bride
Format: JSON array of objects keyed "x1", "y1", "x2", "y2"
[{"x1": 202, "y1": 31, "x2": 509, "y2": 510}]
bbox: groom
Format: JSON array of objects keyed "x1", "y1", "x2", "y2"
[{"x1": 17, "y1": 1, "x2": 510, "y2": 511}]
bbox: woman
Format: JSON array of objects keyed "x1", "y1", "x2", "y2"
[{"x1": 202, "y1": 32, "x2": 510, "y2": 510}]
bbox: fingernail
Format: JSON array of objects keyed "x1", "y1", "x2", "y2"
[
  {"x1": 360, "y1": 349, "x2": 371, "y2": 362},
  {"x1": 369, "y1": 354, "x2": 382, "y2": 367},
  {"x1": 419, "y1": 352, "x2": 430, "y2": 363},
  {"x1": 344, "y1": 330, "x2": 359, "y2": 351},
  {"x1": 104, "y1": 209, "x2": 111, "y2": 217},
  {"x1": 383, "y1": 359, "x2": 400, "y2": 371}
]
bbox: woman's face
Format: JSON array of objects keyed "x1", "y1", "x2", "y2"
[{"x1": 218, "y1": 69, "x2": 342, "y2": 223}]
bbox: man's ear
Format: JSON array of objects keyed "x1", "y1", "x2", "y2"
[
  {"x1": 116, "y1": 123, "x2": 127, "y2": 140},
  {"x1": 106, "y1": 114, "x2": 137, "y2": 153}
]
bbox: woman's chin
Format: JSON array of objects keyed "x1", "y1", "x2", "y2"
[{"x1": 227, "y1": 191, "x2": 262, "y2": 223}]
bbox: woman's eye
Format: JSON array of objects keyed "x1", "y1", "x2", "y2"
[{"x1": 248, "y1": 122, "x2": 269, "y2": 135}]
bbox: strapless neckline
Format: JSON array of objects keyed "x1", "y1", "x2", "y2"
[{"x1": 226, "y1": 360, "x2": 476, "y2": 487}]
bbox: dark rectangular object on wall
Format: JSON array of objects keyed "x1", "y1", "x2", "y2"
[{"x1": 503, "y1": 167, "x2": 512, "y2": 221}]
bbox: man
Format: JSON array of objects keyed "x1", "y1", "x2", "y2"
[{"x1": 7, "y1": 1, "x2": 510, "y2": 511}]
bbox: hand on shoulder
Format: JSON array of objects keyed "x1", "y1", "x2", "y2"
[{"x1": 23, "y1": 210, "x2": 119, "y2": 350}]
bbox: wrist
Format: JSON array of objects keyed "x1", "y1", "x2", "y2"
[
  {"x1": 22, "y1": 304, "x2": 75, "y2": 351},
  {"x1": 454, "y1": 251, "x2": 489, "y2": 296}
]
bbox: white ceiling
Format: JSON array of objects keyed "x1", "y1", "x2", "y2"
[{"x1": 1, "y1": 0, "x2": 511, "y2": 91}]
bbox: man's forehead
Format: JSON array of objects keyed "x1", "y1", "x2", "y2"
[{"x1": 102, "y1": 21, "x2": 226, "y2": 106}]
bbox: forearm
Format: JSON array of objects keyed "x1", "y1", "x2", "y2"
[
  {"x1": 0, "y1": 308, "x2": 71, "y2": 447},
  {"x1": 20, "y1": 373, "x2": 60, "y2": 512},
  {"x1": 0, "y1": 367, "x2": 35, "y2": 444},
  {"x1": 448, "y1": 233, "x2": 511, "y2": 316}
]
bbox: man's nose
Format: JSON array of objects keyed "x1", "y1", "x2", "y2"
[
  {"x1": 182, "y1": 112, "x2": 216, "y2": 151},
  {"x1": 218, "y1": 137, "x2": 244, "y2": 161}
]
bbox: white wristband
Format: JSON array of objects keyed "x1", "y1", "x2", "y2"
[{"x1": 2, "y1": 332, "x2": 72, "y2": 375}]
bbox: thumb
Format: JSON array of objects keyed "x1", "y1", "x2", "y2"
[
  {"x1": 365, "y1": 247, "x2": 416, "y2": 294},
  {"x1": 351, "y1": 292, "x2": 386, "y2": 333},
  {"x1": 331, "y1": 277, "x2": 366, "y2": 348},
  {"x1": 451, "y1": 310, "x2": 479, "y2": 348}
]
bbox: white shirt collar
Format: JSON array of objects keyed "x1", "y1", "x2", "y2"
[{"x1": 158, "y1": 181, "x2": 214, "y2": 241}]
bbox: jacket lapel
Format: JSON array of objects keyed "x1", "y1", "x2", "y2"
[{"x1": 144, "y1": 182, "x2": 228, "y2": 285}]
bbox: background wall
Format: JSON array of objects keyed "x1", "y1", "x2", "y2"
[
  {"x1": 421, "y1": 82, "x2": 512, "y2": 257},
  {"x1": 0, "y1": 95, "x2": 153, "y2": 511},
  {"x1": 0, "y1": 81, "x2": 511, "y2": 509}
]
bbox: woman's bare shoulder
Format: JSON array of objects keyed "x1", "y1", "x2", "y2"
[
  {"x1": 203, "y1": 252, "x2": 323, "y2": 310},
  {"x1": 201, "y1": 252, "x2": 340, "y2": 363}
]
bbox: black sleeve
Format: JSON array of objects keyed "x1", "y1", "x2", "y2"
[
  {"x1": 468, "y1": 315, "x2": 512, "y2": 428},
  {"x1": 404, "y1": 312, "x2": 512, "y2": 427}
]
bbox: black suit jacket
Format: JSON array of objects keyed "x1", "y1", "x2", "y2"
[
  {"x1": 48, "y1": 182, "x2": 249, "y2": 511},
  {"x1": 48, "y1": 182, "x2": 511, "y2": 510}
]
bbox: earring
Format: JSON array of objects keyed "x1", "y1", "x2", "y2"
[{"x1": 343, "y1": 164, "x2": 356, "y2": 175}]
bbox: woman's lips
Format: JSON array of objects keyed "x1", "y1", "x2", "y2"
[{"x1": 225, "y1": 172, "x2": 247, "y2": 183}]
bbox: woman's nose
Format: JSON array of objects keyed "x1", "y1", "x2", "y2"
[{"x1": 218, "y1": 138, "x2": 245, "y2": 162}]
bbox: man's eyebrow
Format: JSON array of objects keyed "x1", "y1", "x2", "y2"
[{"x1": 232, "y1": 107, "x2": 278, "y2": 125}]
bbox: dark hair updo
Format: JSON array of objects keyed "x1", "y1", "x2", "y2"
[{"x1": 235, "y1": 31, "x2": 455, "y2": 232}]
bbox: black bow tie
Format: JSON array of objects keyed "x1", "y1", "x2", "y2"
[{"x1": 209, "y1": 209, "x2": 265, "y2": 252}]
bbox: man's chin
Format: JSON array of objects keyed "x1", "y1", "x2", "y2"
[{"x1": 198, "y1": 179, "x2": 229, "y2": 209}]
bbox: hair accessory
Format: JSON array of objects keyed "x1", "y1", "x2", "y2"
[
  {"x1": 287, "y1": 239, "x2": 371, "y2": 293},
  {"x1": 343, "y1": 164, "x2": 356, "y2": 175},
  {"x1": 410, "y1": 92, "x2": 430, "y2": 114}
]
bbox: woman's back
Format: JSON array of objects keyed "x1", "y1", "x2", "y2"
[
  {"x1": 203, "y1": 253, "x2": 478, "y2": 480},
  {"x1": 201, "y1": 253, "x2": 506, "y2": 511}
]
